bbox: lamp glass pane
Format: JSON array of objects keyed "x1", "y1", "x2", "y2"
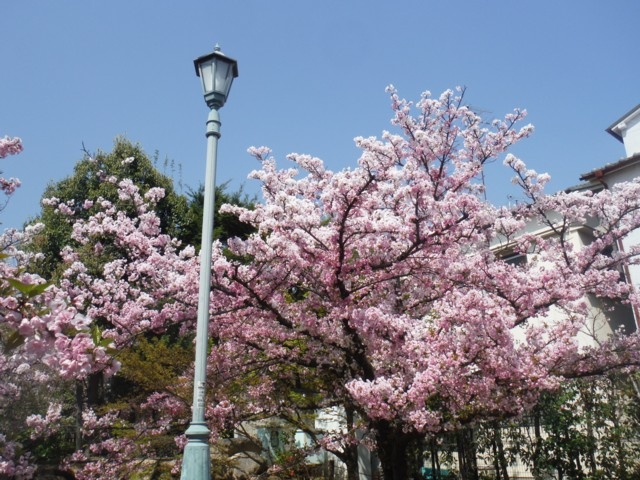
[
  {"x1": 198, "y1": 59, "x2": 215, "y2": 94},
  {"x1": 214, "y1": 61, "x2": 232, "y2": 96}
]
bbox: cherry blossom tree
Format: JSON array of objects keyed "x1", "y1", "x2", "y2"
[
  {"x1": 0, "y1": 136, "x2": 115, "y2": 478},
  {"x1": 40, "y1": 179, "x2": 196, "y2": 478},
  {"x1": 13, "y1": 139, "x2": 255, "y2": 478},
  {"x1": 16, "y1": 86, "x2": 640, "y2": 479},
  {"x1": 203, "y1": 87, "x2": 640, "y2": 479}
]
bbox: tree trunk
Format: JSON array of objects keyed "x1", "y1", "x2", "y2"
[
  {"x1": 430, "y1": 437, "x2": 441, "y2": 479},
  {"x1": 75, "y1": 381, "x2": 84, "y2": 452},
  {"x1": 345, "y1": 406, "x2": 360, "y2": 480},
  {"x1": 74, "y1": 373, "x2": 105, "y2": 454},
  {"x1": 344, "y1": 444, "x2": 359, "y2": 480},
  {"x1": 491, "y1": 431, "x2": 501, "y2": 480},
  {"x1": 582, "y1": 384, "x2": 598, "y2": 477},
  {"x1": 491, "y1": 423, "x2": 509, "y2": 480},
  {"x1": 86, "y1": 371, "x2": 104, "y2": 406},
  {"x1": 456, "y1": 427, "x2": 478, "y2": 480},
  {"x1": 608, "y1": 380, "x2": 628, "y2": 480},
  {"x1": 374, "y1": 421, "x2": 414, "y2": 480},
  {"x1": 532, "y1": 410, "x2": 543, "y2": 476}
]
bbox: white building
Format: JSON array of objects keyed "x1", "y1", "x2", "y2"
[{"x1": 576, "y1": 104, "x2": 640, "y2": 336}]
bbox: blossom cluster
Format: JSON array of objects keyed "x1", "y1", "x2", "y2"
[
  {"x1": 0, "y1": 136, "x2": 23, "y2": 198},
  {"x1": 0, "y1": 136, "x2": 22, "y2": 159}
]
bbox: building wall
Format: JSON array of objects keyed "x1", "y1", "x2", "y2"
[{"x1": 619, "y1": 114, "x2": 640, "y2": 158}]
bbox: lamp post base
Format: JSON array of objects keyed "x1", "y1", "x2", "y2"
[{"x1": 181, "y1": 422, "x2": 211, "y2": 480}]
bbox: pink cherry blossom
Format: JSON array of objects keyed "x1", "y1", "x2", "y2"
[{"x1": 0, "y1": 136, "x2": 22, "y2": 159}]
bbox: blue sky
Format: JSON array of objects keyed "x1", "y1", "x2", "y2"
[{"x1": 2, "y1": 1, "x2": 639, "y2": 231}]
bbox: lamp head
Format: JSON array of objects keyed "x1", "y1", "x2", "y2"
[{"x1": 194, "y1": 45, "x2": 239, "y2": 109}]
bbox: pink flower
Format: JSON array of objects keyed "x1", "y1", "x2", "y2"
[{"x1": 0, "y1": 136, "x2": 23, "y2": 158}]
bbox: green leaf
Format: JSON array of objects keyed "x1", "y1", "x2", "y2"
[
  {"x1": 6, "y1": 278, "x2": 51, "y2": 297},
  {"x1": 1, "y1": 329, "x2": 25, "y2": 352},
  {"x1": 90, "y1": 324, "x2": 103, "y2": 345}
]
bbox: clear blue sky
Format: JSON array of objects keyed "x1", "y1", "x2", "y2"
[{"x1": 2, "y1": 0, "x2": 639, "y2": 231}]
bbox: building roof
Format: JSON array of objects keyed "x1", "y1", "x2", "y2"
[
  {"x1": 579, "y1": 152, "x2": 640, "y2": 182},
  {"x1": 606, "y1": 104, "x2": 640, "y2": 143}
]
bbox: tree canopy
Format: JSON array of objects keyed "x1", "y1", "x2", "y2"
[
  {"x1": 4, "y1": 87, "x2": 640, "y2": 479},
  {"x1": 202, "y1": 87, "x2": 640, "y2": 479},
  {"x1": 27, "y1": 137, "x2": 190, "y2": 279}
]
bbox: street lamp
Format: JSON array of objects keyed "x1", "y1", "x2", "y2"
[{"x1": 181, "y1": 45, "x2": 238, "y2": 480}]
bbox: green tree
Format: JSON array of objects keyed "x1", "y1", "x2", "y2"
[
  {"x1": 486, "y1": 375, "x2": 640, "y2": 480},
  {"x1": 183, "y1": 182, "x2": 256, "y2": 249},
  {"x1": 27, "y1": 137, "x2": 190, "y2": 280}
]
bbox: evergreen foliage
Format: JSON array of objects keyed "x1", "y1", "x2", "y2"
[{"x1": 27, "y1": 137, "x2": 189, "y2": 280}]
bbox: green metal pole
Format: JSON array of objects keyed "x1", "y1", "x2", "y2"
[{"x1": 181, "y1": 107, "x2": 221, "y2": 480}]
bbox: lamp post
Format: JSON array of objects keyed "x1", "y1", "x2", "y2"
[{"x1": 181, "y1": 45, "x2": 238, "y2": 480}]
